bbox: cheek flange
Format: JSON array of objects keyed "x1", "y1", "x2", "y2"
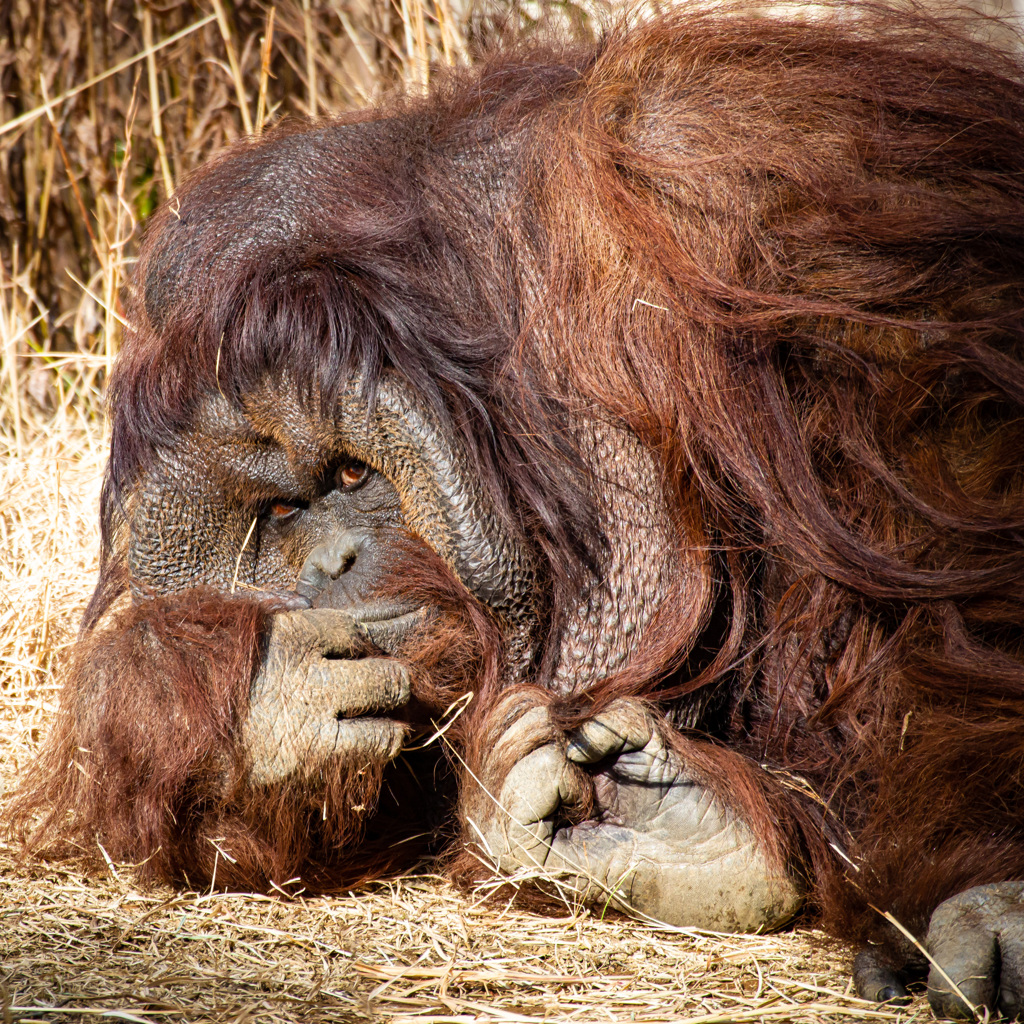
[{"x1": 331, "y1": 373, "x2": 543, "y2": 675}]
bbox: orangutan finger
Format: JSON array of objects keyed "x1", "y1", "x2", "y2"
[
  {"x1": 925, "y1": 885, "x2": 1024, "y2": 1019},
  {"x1": 484, "y1": 743, "x2": 592, "y2": 871},
  {"x1": 328, "y1": 716, "x2": 409, "y2": 763},
  {"x1": 250, "y1": 589, "x2": 312, "y2": 612},
  {"x1": 301, "y1": 608, "x2": 375, "y2": 657},
  {"x1": 565, "y1": 704, "x2": 683, "y2": 790},
  {"x1": 491, "y1": 705, "x2": 560, "y2": 767},
  {"x1": 262, "y1": 608, "x2": 370, "y2": 660},
  {"x1": 565, "y1": 702, "x2": 654, "y2": 765},
  {"x1": 245, "y1": 651, "x2": 411, "y2": 784},
  {"x1": 995, "y1": 927, "x2": 1024, "y2": 1019},
  {"x1": 499, "y1": 744, "x2": 590, "y2": 827},
  {"x1": 248, "y1": 707, "x2": 409, "y2": 785},
  {"x1": 318, "y1": 658, "x2": 411, "y2": 719},
  {"x1": 258, "y1": 658, "x2": 410, "y2": 729}
]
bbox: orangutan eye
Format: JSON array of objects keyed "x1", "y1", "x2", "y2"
[
  {"x1": 267, "y1": 499, "x2": 305, "y2": 521},
  {"x1": 335, "y1": 459, "x2": 370, "y2": 492}
]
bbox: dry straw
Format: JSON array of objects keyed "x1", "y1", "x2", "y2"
[{"x1": 0, "y1": 1, "x2": 943, "y2": 1020}]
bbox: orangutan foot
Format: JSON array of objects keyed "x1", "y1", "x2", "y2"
[
  {"x1": 243, "y1": 609, "x2": 412, "y2": 784},
  {"x1": 926, "y1": 883, "x2": 1024, "y2": 1019},
  {"x1": 854, "y1": 882, "x2": 1024, "y2": 1019},
  {"x1": 466, "y1": 696, "x2": 802, "y2": 932}
]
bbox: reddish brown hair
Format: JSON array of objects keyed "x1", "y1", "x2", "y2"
[{"x1": 12, "y1": 3, "x2": 1024, "y2": 955}]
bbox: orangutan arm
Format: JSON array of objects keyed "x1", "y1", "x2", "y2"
[{"x1": 21, "y1": 594, "x2": 413, "y2": 890}]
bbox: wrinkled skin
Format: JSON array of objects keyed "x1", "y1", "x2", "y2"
[
  {"x1": 85, "y1": 220, "x2": 1022, "y2": 1022},
  {"x1": 243, "y1": 610, "x2": 412, "y2": 785},
  {"x1": 854, "y1": 883, "x2": 1024, "y2": 1019},
  {"x1": 28, "y1": 11, "x2": 1024, "y2": 1017},
  {"x1": 465, "y1": 697, "x2": 802, "y2": 932},
  {"x1": 70, "y1": 291, "x2": 796, "y2": 924},
  {"x1": 926, "y1": 883, "x2": 1024, "y2": 1019},
  {"x1": 121, "y1": 366, "x2": 1024, "y2": 1012},
  {"x1": 151, "y1": 377, "x2": 794, "y2": 931}
]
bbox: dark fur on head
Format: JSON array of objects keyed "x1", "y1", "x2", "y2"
[{"x1": 12, "y1": 1, "x2": 1024, "y2": 957}]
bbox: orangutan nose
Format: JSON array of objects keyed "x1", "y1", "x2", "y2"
[{"x1": 296, "y1": 528, "x2": 368, "y2": 599}]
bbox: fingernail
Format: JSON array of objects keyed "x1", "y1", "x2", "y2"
[{"x1": 878, "y1": 986, "x2": 910, "y2": 1005}]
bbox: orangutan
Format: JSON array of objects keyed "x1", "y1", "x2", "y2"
[{"x1": 15, "y1": 4, "x2": 1024, "y2": 1016}]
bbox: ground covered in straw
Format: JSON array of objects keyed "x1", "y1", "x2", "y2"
[
  {"x1": 0, "y1": 435, "x2": 942, "y2": 1024},
  {"x1": 0, "y1": 1, "x2": 1002, "y2": 1018}
]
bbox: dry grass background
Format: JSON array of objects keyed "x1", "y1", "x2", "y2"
[{"x1": 0, "y1": 1, "x2": 982, "y2": 1020}]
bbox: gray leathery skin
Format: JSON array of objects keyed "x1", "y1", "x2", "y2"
[
  {"x1": 125, "y1": 379, "x2": 542, "y2": 781},
  {"x1": 926, "y1": 881, "x2": 1024, "y2": 1020},
  {"x1": 329, "y1": 373, "x2": 540, "y2": 669},
  {"x1": 851, "y1": 949, "x2": 909, "y2": 1006},
  {"x1": 243, "y1": 609, "x2": 412, "y2": 785},
  {"x1": 553, "y1": 419, "x2": 682, "y2": 694},
  {"x1": 127, "y1": 376, "x2": 541, "y2": 672},
  {"x1": 126, "y1": 392, "x2": 310, "y2": 596}
]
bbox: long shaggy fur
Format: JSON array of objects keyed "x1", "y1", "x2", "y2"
[
  {"x1": 15, "y1": 563, "x2": 497, "y2": 890},
  {"x1": 13, "y1": 1, "x2": 1024, "y2": 961}
]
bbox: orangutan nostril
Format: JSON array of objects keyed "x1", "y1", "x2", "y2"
[
  {"x1": 299, "y1": 533, "x2": 363, "y2": 593},
  {"x1": 314, "y1": 545, "x2": 357, "y2": 580},
  {"x1": 330, "y1": 552, "x2": 357, "y2": 577}
]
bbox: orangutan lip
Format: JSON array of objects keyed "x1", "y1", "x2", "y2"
[
  {"x1": 248, "y1": 589, "x2": 312, "y2": 611},
  {"x1": 357, "y1": 607, "x2": 432, "y2": 657},
  {"x1": 352, "y1": 604, "x2": 427, "y2": 625}
]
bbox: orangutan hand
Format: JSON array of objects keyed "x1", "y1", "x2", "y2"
[
  {"x1": 242, "y1": 609, "x2": 412, "y2": 784},
  {"x1": 467, "y1": 696, "x2": 802, "y2": 932}
]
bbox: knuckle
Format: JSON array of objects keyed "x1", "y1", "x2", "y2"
[{"x1": 567, "y1": 704, "x2": 662, "y2": 765}]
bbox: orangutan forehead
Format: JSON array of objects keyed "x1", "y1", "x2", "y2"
[{"x1": 176, "y1": 382, "x2": 370, "y2": 500}]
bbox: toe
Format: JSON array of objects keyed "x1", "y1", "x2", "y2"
[{"x1": 853, "y1": 949, "x2": 910, "y2": 1005}]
